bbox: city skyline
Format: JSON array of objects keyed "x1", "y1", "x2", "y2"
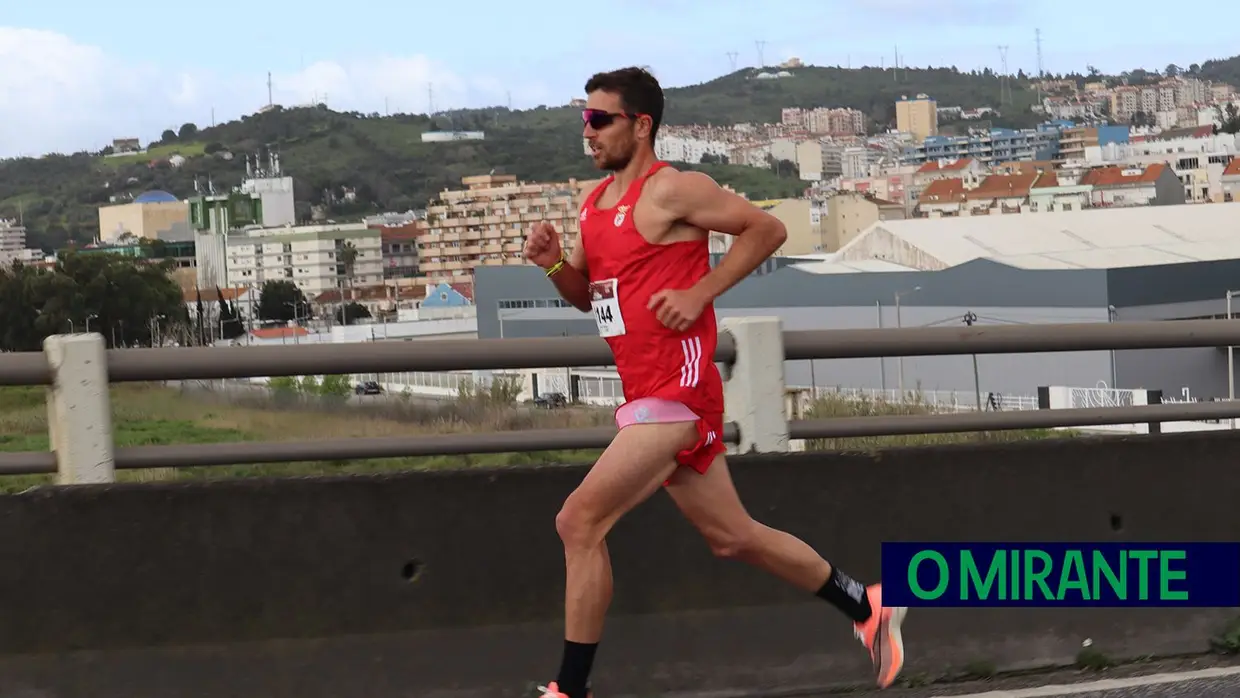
[{"x1": 1, "y1": 0, "x2": 1236, "y2": 159}]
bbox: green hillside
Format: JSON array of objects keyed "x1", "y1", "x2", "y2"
[{"x1": 2, "y1": 57, "x2": 1235, "y2": 253}]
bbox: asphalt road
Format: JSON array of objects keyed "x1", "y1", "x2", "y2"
[{"x1": 822, "y1": 657, "x2": 1240, "y2": 698}]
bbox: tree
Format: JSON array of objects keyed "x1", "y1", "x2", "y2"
[
  {"x1": 160, "y1": 129, "x2": 177, "y2": 143},
  {"x1": 178, "y1": 123, "x2": 199, "y2": 140},
  {"x1": 1215, "y1": 103, "x2": 1240, "y2": 135},
  {"x1": 215, "y1": 287, "x2": 247, "y2": 340},
  {"x1": 257, "y1": 280, "x2": 311, "y2": 324},
  {"x1": 338, "y1": 241, "x2": 358, "y2": 300},
  {"x1": 335, "y1": 301, "x2": 371, "y2": 326},
  {"x1": 0, "y1": 252, "x2": 185, "y2": 351}
]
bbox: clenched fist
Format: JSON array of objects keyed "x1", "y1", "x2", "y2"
[{"x1": 524, "y1": 221, "x2": 563, "y2": 269}]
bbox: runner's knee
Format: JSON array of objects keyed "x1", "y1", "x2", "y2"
[
  {"x1": 555, "y1": 498, "x2": 607, "y2": 551},
  {"x1": 701, "y1": 518, "x2": 761, "y2": 561}
]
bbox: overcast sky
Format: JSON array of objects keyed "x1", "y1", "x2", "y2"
[{"x1": 2, "y1": 0, "x2": 1233, "y2": 158}]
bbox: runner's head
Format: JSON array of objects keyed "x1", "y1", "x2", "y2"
[{"x1": 582, "y1": 66, "x2": 663, "y2": 171}]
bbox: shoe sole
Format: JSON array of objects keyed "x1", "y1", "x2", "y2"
[{"x1": 876, "y1": 605, "x2": 908, "y2": 688}]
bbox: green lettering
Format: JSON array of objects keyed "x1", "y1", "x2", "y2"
[
  {"x1": 1129, "y1": 550, "x2": 1157, "y2": 600},
  {"x1": 1091, "y1": 550, "x2": 1127, "y2": 600},
  {"x1": 1159, "y1": 550, "x2": 1188, "y2": 601},
  {"x1": 961, "y1": 550, "x2": 1005, "y2": 600},
  {"x1": 1010, "y1": 548, "x2": 1020, "y2": 600},
  {"x1": 1058, "y1": 550, "x2": 1090, "y2": 601},
  {"x1": 1023, "y1": 550, "x2": 1054, "y2": 600},
  {"x1": 909, "y1": 550, "x2": 949, "y2": 600}
]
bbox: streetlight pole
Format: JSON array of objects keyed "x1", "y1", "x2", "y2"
[
  {"x1": 963, "y1": 311, "x2": 981, "y2": 411},
  {"x1": 1229, "y1": 290, "x2": 1235, "y2": 403},
  {"x1": 876, "y1": 300, "x2": 886, "y2": 390},
  {"x1": 1228, "y1": 290, "x2": 1237, "y2": 429},
  {"x1": 894, "y1": 285, "x2": 921, "y2": 397}
]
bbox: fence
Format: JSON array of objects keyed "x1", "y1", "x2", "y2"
[{"x1": 6, "y1": 316, "x2": 1240, "y2": 484}]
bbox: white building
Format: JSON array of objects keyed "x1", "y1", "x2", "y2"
[
  {"x1": 654, "y1": 135, "x2": 730, "y2": 164},
  {"x1": 225, "y1": 223, "x2": 383, "y2": 297},
  {"x1": 0, "y1": 218, "x2": 26, "y2": 265}
]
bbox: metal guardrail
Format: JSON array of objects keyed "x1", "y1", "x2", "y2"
[
  {"x1": 6, "y1": 317, "x2": 1240, "y2": 386},
  {"x1": 3, "y1": 318, "x2": 1240, "y2": 479}
]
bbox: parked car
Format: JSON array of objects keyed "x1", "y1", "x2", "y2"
[
  {"x1": 533, "y1": 392, "x2": 568, "y2": 409},
  {"x1": 354, "y1": 381, "x2": 383, "y2": 396}
]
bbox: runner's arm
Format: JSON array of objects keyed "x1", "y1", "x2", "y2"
[
  {"x1": 547, "y1": 241, "x2": 592, "y2": 313},
  {"x1": 658, "y1": 171, "x2": 787, "y2": 303}
]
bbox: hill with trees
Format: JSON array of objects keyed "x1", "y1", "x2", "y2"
[{"x1": 2, "y1": 56, "x2": 1238, "y2": 253}]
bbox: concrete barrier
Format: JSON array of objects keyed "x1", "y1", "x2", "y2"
[{"x1": 1, "y1": 430, "x2": 1239, "y2": 698}]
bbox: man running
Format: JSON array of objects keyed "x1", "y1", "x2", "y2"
[{"x1": 522, "y1": 66, "x2": 907, "y2": 698}]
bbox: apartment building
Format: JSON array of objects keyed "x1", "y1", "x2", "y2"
[
  {"x1": 419, "y1": 174, "x2": 598, "y2": 283},
  {"x1": 654, "y1": 134, "x2": 731, "y2": 164},
  {"x1": 796, "y1": 140, "x2": 824, "y2": 180},
  {"x1": 836, "y1": 166, "x2": 920, "y2": 208},
  {"x1": 1110, "y1": 77, "x2": 1213, "y2": 126},
  {"x1": 896, "y1": 94, "x2": 938, "y2": 141},
  {"x1": 904, "y1": 125, "x2": 1063, "y2": 168},
  {"x1": 372, "y1": 220, "x2": 422, "y2": 281},
  {"x1": 781, "y1": 107, "x2": 866, "y2": 136},
  {"x1": 224, "y1": 223, "x2": 383, "y2": 298},
  {"x1": 0, "y1": 218, "x2": 26, "y2": 265},
  {"x1": 1057, "y1": 125, "x2": 1130, "y2": 164}
]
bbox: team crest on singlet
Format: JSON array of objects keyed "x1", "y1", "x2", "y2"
[{"x1": 613, "y1": 205, "x2": 630, "y2": 227}]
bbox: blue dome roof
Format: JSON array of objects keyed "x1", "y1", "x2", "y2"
[{"x1": 134, "y1": 190, "x2": 178, "y2": 204}]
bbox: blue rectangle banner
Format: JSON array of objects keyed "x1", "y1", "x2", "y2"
[{"x1": 881, "y1": 542, "x2": 1240, "y2": 607}]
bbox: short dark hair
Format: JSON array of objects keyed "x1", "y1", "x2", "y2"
[{"x1": 584, "y1": 66, "x2": 664, "y2": 143}]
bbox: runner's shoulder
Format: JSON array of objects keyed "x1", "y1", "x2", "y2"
[{"x1": 644, "y1": 167, "x2": 721, "y2": 205}]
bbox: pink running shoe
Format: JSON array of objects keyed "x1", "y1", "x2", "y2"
[
  {"x1": 537, "y1": 682, "x2": 591, "y2": 698},
  {"x1": 852, "y1": 583, "x2": 909, "y2": 688}
]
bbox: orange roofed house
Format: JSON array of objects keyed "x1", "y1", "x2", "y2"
[
  {"x1": 915, "y1": 170, "x2": 1057, "y2": 217},
  {"x1": 1221, "y1": 159, "x2": 1240, "y2": 202},
  {"x1": 1079, "y1": 164, "x2": 1186, "y2": 208},
  {"x1": 909, "y1": 157, "x2": 985, "y2": 205}
]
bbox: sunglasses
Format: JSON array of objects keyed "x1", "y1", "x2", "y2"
[{"x1": 582, "y1": 108, "x2": 640, "y2": 130}]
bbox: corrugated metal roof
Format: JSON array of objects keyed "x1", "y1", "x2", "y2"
[
  {"x1": 836, "y1": 202, "x2": 1240, "y2": 271},
  {"x1": 791, "y1": 255, "x2": 917, "y2": 274}
]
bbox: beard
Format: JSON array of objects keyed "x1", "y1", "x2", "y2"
[{"x1": 594, "y1": 143, "x2": 634, "y2": 171}]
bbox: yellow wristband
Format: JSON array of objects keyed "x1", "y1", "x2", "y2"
[{"x1": 545, "y1": 252, "x2": 567, "y2": 277}]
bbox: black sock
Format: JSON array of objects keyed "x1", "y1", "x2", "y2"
[
  {"x1": 555, "y1": 640, "x2": 598, "y2": 698},
  {"x1": 816, "y1": 566, "x2": 873, "y2": 623}
]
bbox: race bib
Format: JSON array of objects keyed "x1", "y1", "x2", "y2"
[{"x1": 589, "y1": 278, "x2": 626, "y2": 337}]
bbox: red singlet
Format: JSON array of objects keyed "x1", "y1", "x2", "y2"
[{"x1": 578, "y1": 160, "x2": 726, "y2": 474}]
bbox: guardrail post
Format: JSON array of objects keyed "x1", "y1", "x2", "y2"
[
  {"x1": 44, "y1": 333, "x2": 115, "y2": 484},
  {"x1": 720, "y1": 316, "x2": 789, "y2": 454}
]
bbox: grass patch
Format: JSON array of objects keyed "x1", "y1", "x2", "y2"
[
  {"x1": 0, "y1": 383, "x2": 1072, "y2": 489},
  {"x1": 0, "y1": 382, "x2": 611, "y2": 491},
  {"x1": 802, "y1": 391, "x2": 1075, "y2": 451},
  {"x1": 100, "y1": 141, "x2": 207, "y2": 166}
]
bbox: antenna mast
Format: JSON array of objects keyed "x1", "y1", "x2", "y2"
[
  {"x1": 267, "y1": 71, "x2": 273, "y2": 107},
  {"x1": 997, "y1": 45, "x2": 1011, "y2": 105},
  {"x1": 1035, "y1": 28, "x2": 1045, "y2": 78}
]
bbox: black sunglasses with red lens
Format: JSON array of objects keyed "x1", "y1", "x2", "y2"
[{"x1": 582, "y1": 108, "x2": 639, "y2": 130}]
